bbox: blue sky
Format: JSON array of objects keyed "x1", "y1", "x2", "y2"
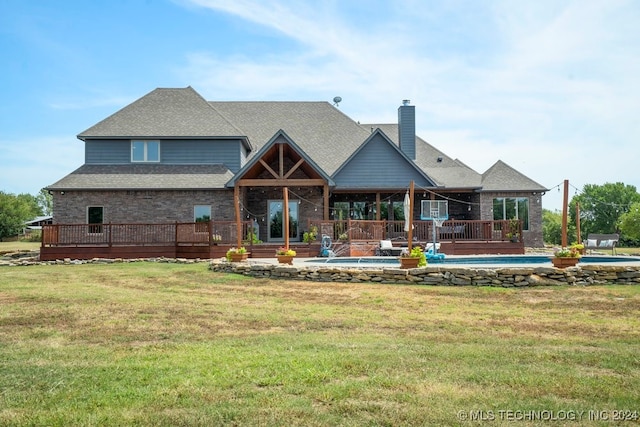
[{"x1": 1, "y1": 0, "x2": 638, "y2": 211}]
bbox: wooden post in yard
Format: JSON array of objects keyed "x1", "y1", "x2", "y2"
[
  {"x1": 561, "y1": 179, "x2": 569, "y2": 248},
  {"x1": 576, "y1": 202, "x2": 581, "y2": 247},
  {"x1": 408, "y1": 180, "x2": 414, "y2": 251}
]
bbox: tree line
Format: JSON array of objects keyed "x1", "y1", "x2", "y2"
[
  {"x1": 0, "y1": 189, "x2": 52, "y2": 240},
  {"x1": 543, "y1": 182, "x2": 640, "y2": 246}
]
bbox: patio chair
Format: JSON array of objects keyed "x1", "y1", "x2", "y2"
[{"x1": 377, "y1": 239, "x2": 405, "y2": 256}]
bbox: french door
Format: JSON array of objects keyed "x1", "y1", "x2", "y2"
[{"x1": 267, "y1": 200, "x2": 299, "y2": 242}]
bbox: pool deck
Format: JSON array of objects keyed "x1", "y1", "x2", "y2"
[{"x1": 244, "y1": 254, "x2": 640, "y2": 269}]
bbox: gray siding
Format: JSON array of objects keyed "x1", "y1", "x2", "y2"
[
  {"x1": 85, "y1": 139, "x2": 243, "y2": 172},
  {"x1": 85, "y1": 140, "x2": 130, "y2": 164},
  {"x1": 333, "y1": 133, "x2": 430, "y2": 189}
]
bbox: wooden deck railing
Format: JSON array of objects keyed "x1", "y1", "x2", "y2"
[
  {"x1": 42, "y1": 221, "x2": 255, "y2": 247},
  {"x1": 307, "y1": 219, "x2": 522, "y2": 243},
  {"x1": 42, "y1": 219, "x2": 522, "y2": 248}
]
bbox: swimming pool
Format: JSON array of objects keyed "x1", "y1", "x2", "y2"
[{"x1": 307, "y1": 255, "x2": 640, "y2": 266}]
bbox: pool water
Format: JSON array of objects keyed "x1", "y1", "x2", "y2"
[{"x1": 311, "y1": 255, "x2": 640, "y2": 266}]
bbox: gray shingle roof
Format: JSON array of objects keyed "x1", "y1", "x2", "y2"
[
  {"x1": 480, "y1": 160, "x2": 547, "y2": 192},
  {"x1": 78, "y1": 87, "x2": 246, "y2": 140},
  {"x1": 48, "y1": 164, "x2": 233, "y2": 190},
  {"x1": 210, "y1": 101, "x2": 371, "y2": 175},
  {"x1": 63, "y1": 87, "x2": 547, "y2": 193}
]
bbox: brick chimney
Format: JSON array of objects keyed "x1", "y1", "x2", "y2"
[{"x1": 398, "y1": 99, "x2": 415, "y2": 160}]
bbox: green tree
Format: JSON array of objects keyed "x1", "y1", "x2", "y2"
[
  {"x1": 570, "y1": 182, "x2": 640, "y2": 240},
  {"x1": 618, "y1": 202, "x2": 640, "y2": 245},
  {"x1": 543, "y1": 209, "x2": 577, "y2": 246},
  {"x1": 542, "y1": 209, "x2": 562, "y2": 245},
  {"x1": 36, "y1": 188, "x2": 53, "y2": 216},
  {"x1": 0, "y1": 191, "x2": 42, "y2": 239}
]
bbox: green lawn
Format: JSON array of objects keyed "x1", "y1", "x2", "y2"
[
  {"x1": 0, "y1": 241, "x2": 40, "y2": 253},
  {"x1": 1, "y1": 262, "x2": 639, "y2": 426}
]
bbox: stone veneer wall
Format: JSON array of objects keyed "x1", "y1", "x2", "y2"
[
  {"x1": 210, "y1": 261, "x2": 640, "y2": 287},
  {"x1": 480, "y1": 192, "x2": 544, "y2": 248},
  {"x1": 52, "y1": 190, "x2": 235, "y2": 224}
]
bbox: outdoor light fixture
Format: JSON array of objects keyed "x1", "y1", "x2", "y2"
[{"x1": 437, "y1": 157, "x2": 443, "y2": 162}]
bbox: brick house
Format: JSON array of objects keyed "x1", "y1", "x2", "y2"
[{"x1": 47, "y1": 86, "x2": 548, "y2": 248}]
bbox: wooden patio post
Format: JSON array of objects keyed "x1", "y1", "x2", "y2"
[
  {"x1": 235, "y1": 185, "x2": 242, "y2": 248},
  {"x1": 283, "y1": 187, "x2": 289, "y2": 250},
  {"x1": 561, "y1": 179, "x2": 569, "y2": 248},
  {"x1": 324, "y1": 184, "x2": 330, "y2": 221}
]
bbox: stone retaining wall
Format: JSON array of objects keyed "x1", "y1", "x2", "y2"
[
  {"x1": 209, "y1": 260, "x2": 640, "y2": 286},
  {"x1": 3, "y1": 252, "x2": 640, "y2": 287}
]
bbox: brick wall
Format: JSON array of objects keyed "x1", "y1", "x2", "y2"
[
  {"x1": 52, "y1": 190, "x2": 235, "y2": 224},
  {"x1": 479, "y1": 192, "x2": 544, "y2": 248}
]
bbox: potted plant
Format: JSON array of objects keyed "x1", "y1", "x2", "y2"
[
  {"x1": 506, "y1": 218, "x2": 520, "y2": 242},
  {"x1": 552, "y1": 245, "x2": 581, "y2": 268},
  {"x1": 399, "y1": 247, "x2": 427, "y2": 269},
  {"x1": 276, "y1": 247, "x2": 297, "y2": 265},
  {"x1": 505, "y1": 232, "x2": 520, "y2": 243},
  {"x1": 226, "y1": 246, "x2": 249, "y2": 262},
  {"x1": 571, "y1": 242, "x2": 585, "y2": 255},
  {"x1": 303, "y1": 225, "x2": 318, "y2": 244}
]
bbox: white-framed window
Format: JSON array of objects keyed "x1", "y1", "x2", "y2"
[
  {"x1": 131, "y1": 140, "x2": 160, "y2": 162},
  {"x1": 493, "y1": 197, "x2": 529, "y2": 230},
  {"x1": 87, "y1": 206, "x2": 104, "y2": 234}
]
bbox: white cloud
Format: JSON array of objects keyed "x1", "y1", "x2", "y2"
[{"x1": 178, "y1": 0, "x2": 640, "y2": 211}]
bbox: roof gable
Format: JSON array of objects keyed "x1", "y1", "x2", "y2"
[
  {"x1": 481, "y1": 160, "x2": 548, "y2": 192},
  {"x1": 363, "y1": 123, "x2": 482, "y2": 189},
  {"x1": 332, "y1": 129, "x2": 436, "y2": 189},
  {"x1": 78, "y1": 87, "x2": 247, "y2": 142},
  {"x1": 226, "y1": 130, "x2": 334, "y2": 188}
]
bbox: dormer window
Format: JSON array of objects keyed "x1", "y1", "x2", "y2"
[{"x1": 131, "y1": 140, "x2": 160, "y2": 162}]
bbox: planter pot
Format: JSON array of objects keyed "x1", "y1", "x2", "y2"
[
  {"x1": 276, "y1": 255, "x2": 295, "y2": 265},
  {"x1": 228, "y1": 252, "x2": 249, "y2": 262},
  {"x1": 399, "y1": 257, "x2": 421, "y2": 269},
  {"x1": 552, "y1": 257, "x2": 579, "y2": 268}
]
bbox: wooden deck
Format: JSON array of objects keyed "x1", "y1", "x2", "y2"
[{"x1": 40, "y1": 219, "x2": 525, "y2": 261}]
